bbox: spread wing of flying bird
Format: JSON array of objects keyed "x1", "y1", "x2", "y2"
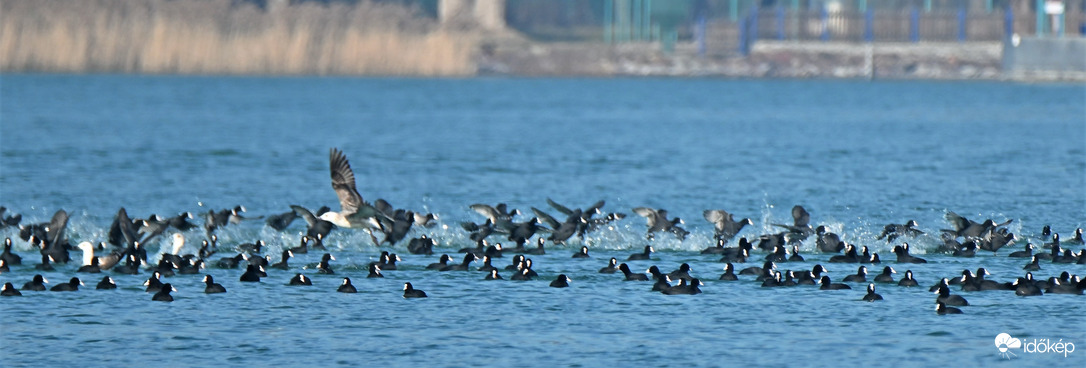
[
  {"x1": 290, "y1": 205, "x2": 334, "y2": 240},
  {"x1": 792, "y1": 205, "x2": 810, "y2": 228},
  {"x1": 531, "y1": 207, "x2": 563, "y2": 231},
  {"x1": 704, "y1": 209, "x2": 753, "y2": 242},
  {"x1": 546, "y1": 198, "x2": 575, "y2": 216},
  {"x1": 469, "y1": 203, "x2": 515, "y2": 232},
  {"x1": 632, "y1": 207, "x2": 662, "y2": 230},
  {"x1": 772, "y1": 205, "x2": 813, "y2": 235},
  {"x1": 46, "y1": 209, "x2": 70, "y2": 247},
  {"x1": 330, "y1": 148, "x2": 364, "y2": 219},
  {"x1": 109, "y1": 208, "x2": 140, "y2": 247},
  {"x1": 321, "y1": 148, "x2": 384, "y2": 230}
]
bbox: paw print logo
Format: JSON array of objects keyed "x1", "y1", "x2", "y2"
[{"x1": 995, "y1": 333, "x2": 1022, "y2": 359}]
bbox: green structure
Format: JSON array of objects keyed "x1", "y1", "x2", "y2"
[{"x1": 602, "y1": 0, "x2": 687, "y2": 52}]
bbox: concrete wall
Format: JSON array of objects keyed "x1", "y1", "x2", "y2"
[{"x1": 1003, "y1": 36, "x2": 1086, "y2": 79}]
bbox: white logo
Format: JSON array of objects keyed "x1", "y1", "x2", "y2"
[
  {"x1": 995, "y1": 333, "x2": 1022, "y2": 359},
  {"x1": 996, "y1": 333, "x2": 1077, "y2": 359}
]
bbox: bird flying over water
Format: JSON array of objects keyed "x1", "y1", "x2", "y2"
[
  {"x1": 320, "y1": 148, "x2": 386, "y2": 244},
  {"x1": 632, "y1": 207, "x2": 687, "y2": 240},
  {"x1": 703, "y1": 209, "x2": 753, "y2": 244},
  {"x1": 771, "y1": 205, "x2": 814, "y2": 241}
]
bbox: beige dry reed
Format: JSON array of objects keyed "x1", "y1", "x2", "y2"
[{"x1": 1, "y1": 0, "x2": 477, "y2": 75}]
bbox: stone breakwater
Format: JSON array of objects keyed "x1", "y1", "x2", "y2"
[{"x1": 477, "y1": 39, "x2": 1014, "y2": 80}]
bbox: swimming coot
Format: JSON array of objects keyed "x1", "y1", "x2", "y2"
[
  {"x1": 240, "y1": 264, "x2": 263, "y2": 282},
  {"x1": 897, "y1": 270, "x2": 919, "y2": 287},
  {"x1": 934, "y1": 284, "x2": 968, "y2": 306},
  {"x1": 862, "y1": 284, "x2": 883, "y2": 302},
  {"x1": 572, "y1": 246, "x2": 590, "y2": 259},
  {"x1": 719, "y1": 263, "x2": 738, "y2": 281},
  {"x1": 403, "y1": 282, "x2": 427, "y2": 298},
  {"x1": 549, "y1": 274, "x2": 571, "y2": 288},
  {"x1": 203, "y1": 275, "x2": 226, "y2": 294},
  {"x1": 619, "y1": 263, "x2": 649, "y2": 281},
  {"x1": 364, "y1": 263, "x2": 383, "y2": 278},
  {"x1": 337, "y1": 277, "x2": 357, "y2": 293},
  {"x1": 96, "y1": 276, "x2": 117, "y2": 290},
  {"x1": 1, "y1": 282, "x2": 21, "y2": 296},
  {"x1": 152, "y1": 283, "x2": 175, "y2": 302},
  {"x1": 843, "y1": 266, "x2": 868, "y2": 283},
  {"x1": 873, "y1": 266, "x2": 896, "y2": 283},
  {"x1": 289, "y1": 273, "x2": 313, "y2": 286},
  {"x1": 317, "y1": 253, "x2": 336, "y2": 274},
  {"x1": 627, "y1": 245, "x2": 654, "y2": 261},
  {"x1": 484, "y1": 269, "x2": 503, "y2": 280},
  {"x1": 819, "y1": 276, "x2": 851, "y2": 290},
  {"x1": 598, "y1": 258, "x2": 618, "y2": 274},
  {"x1": 50, "y1": 277, "x2": 82, "y2": 292},
  {"x1": 936, "y1": 302, "x2": 962, "y2": 315}
]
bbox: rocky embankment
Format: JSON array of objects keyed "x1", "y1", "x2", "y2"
[{"x1": 477, "y1": 38, "x2": 1006, "y2": 80}]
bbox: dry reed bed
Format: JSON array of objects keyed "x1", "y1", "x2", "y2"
[{"x1": 1, "y1": 0, "x2": 477, "y2": 75}]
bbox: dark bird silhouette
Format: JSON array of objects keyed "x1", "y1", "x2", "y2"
[
  {"x1": 531, "y1": 207, "x2": 582, "y2": 245},
  {"x1": 936, "y1": 302, "x2": 963, "y2": 315},
  {"x1": 703, "y1": 209, "x2": 753, "y2": 243},
  {"x1": 317, "y1": 253, "x2": 336, "y2": 274},
  {"x1": 876, "y1": 220, "x2": 923, "y2": 243},
  {"x1": 815, "y1": 226, "x2": 844, "y2": 253},
  {"x1": 598, "y1": 257, "x2": 618, "y2": 274},
  {"x1": 549, "y1": 274, "x2": 571, "y2": 288},
  {"x1": 934, "y1": 284, "x2": 968, "y2": 306},
  {"x1": 627, "y1": 245, "x2": 654, "y2": 261},
  {"x1": 2, "y1": 237, "x2": 23, "y2": 265},
  {"x1": 873, "y1": 266, "x2": 896, "y2": 283},
  {"x1": 289, "y1": 273, "x2": 313, "y2": 286},
  {"x1": 21, "y1": 274, "x2": 48, "y2": 291},
  {"x1": 893, "y1": 243, "x2": 927, "y2": 263},
  {"x1": 402, "y1": 282, "x2": 427, "y2": 298},
  {"x1": 772, "y1": 205, "x2": 815, "y2": 243},
  {"x1": 337, "y1": 277, "x2": 357, "y2": 293},
  {"x1": 819, "y1": 276, "x2": 851, "y2": 290},
  {"x1": 152, "y1": 283, "x2": 175, "y2": 302},
  {"x1": 441, "y1": 253, "x2": 476, "y2": 272},
  {"x1": 662, "y1": 278, "x2": 702, "y2": 295},
  {"x1": 0, "y1": 207, "x2": 22, "y2": 229},
  {"x1": 941, "y1": 211, "x2": 1011, "y2": 239},
  {"x1": 203, "y1": 275, "x2": 226, "y2": 293},
  {"x1": 572, "y1": 246, "x2": 590, "y2": 258},
  {"x1": 96, "y1": 276, "x2": 117, "y2": 290},
  {"x1": 291, "y1": 205, "x2": 335, "y2": 241},
  {"x1": 240, "y1": 264, "x2": 263, "y2": 282},
  {"x1": 619, "y1": 263, "x2": 649, "y2": 281},
  {"x1": 469, "y1": 203, "x2": 520, "y2": 233},
  {"x1": 50, "y1": 277, "x2": 82, "y2": 292},
  {"x1": 270, "y1": 249, "x2": 293, "y2": 270},
  {"x1": 862, "y1": 284, "x2": 883, "y2": 301},
  {"x1": 265, "y1": 209, "x2": 298, "y2": 231},
  {"x1": 2, "y1": 282, "x2": 22, "y2": 296},
  {"x1": 507, "y1": 217, "x2": 542, "y2": 249},
  {"x1": 427, "y1": 254, "x2": 454, "y2": 270},
  {"x1": 407, "y1": 235, "x2": 435, "y2": 255},
  {"x1": 632, "y1": 207, "x2": 685, "y2": 240}
]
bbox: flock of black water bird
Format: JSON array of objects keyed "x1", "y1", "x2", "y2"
[{"x1": 1, "y1": 148, "x2": 1084, "y2": 313}]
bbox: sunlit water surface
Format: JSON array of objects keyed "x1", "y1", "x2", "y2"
[{"x1": 1, "y1": 75, "x2": 1084, "y2": 367}]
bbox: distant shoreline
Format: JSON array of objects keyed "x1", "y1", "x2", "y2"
[{"x1": 3, "y1": 0, "x2": 1081, "y2": 81}]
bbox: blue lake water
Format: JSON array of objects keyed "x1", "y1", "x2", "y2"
[{"x1": 1, "y1": 75, "x2": 1084, "y2": 367}]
